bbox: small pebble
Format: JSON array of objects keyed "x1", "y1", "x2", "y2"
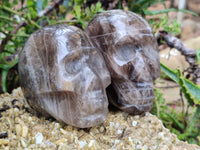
[
  {"x1": 11, "y1": 99, "x2": 18, "y2": 105},
  {"x1": 136, "y1": 144, "x2": 141, "y2": 149},
  {"x1": 0, "y1": 131, "x2": 8, "y2": 138},
  {"x1": 88, "y1": 140, "x2": 95, "y2": 147},
  {"x1": 78, "y1": 141, "x2": 87, "y2": 148},
  {"x1": 99, "y1": 126, "x2": 104, "y2": 133},
  {"x1": 117, "y1": 129, "x2": 122, "y2": 134},
  {"x1": 132, "y1": 121, "x2": 137, "y2": 127},
  {"x1": 134, "y1": 115, "x2": 140, "y2": 119},
  {"x1": 54, "y1": 138, "x2": 66, "y2": 145},
  {"x1": 112, "y1": 140, "x2": 120, "y2": 148},
  {"x1": 13, "y1": 105, "x2": 20, "y2": 109},
  {"x1": 21, "y1": 138, "x2": 27, "y2": 148},
  {"x1": 35, "y1": 132, "x2": 43, "y2": 144},
  {"x1": 22, "y1": 126, "x2": 28, "y2": 138},
  {"x1": 145, "y1": 112, "x2": 151, "y2": 116},
  {"x1": 14, "y1": 107, "x2": 20, "y2": 113},
  {"x1": 0, "y1": 139, "x2": 9, "y2": 145},
  {"x1": 15, "y1": 124, "x2": 22, "y2": 137},
  {"x1": 0, "y1": 105, "x2": 10, "y2": 112}
]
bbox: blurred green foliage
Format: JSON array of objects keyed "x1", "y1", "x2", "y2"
[
  {"x1": 0, "y1": 0, "x2": 47, "y2": 93},
  {"x1": 129, "y1": 0, "x2": 166, "y2": 15},
  {"x1": 196, "y1": 48, "x2": 200, "y2": 64},
  {"x1": 72, "y1": 0, "x2": 104, "y2": 28},
  {"x1": 152, "y1": 64, "x2": 200, "y2": 145},
  {"x1": 149, "y1": 14, "x2": 181, "y2": 35}
]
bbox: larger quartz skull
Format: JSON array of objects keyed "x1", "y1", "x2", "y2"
[
  {"x1": 18, "y1": 24, "x2": 111, "y2": 128},
  {"x1": 86, "y1": 10, "x2": 160, "y2": 114}
]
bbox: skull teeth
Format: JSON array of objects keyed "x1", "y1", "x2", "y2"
[{"x1": 118, "y1": 87, "x2": 154, "y2": 105}]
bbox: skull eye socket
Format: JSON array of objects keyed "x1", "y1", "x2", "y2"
[
  {"x1": 116, "y1": 44, "x2": 134, "y2": 60},
  {"x1": 65, "y1": 58, "x2": 82, "y2": 74},
  {"x1": 113, "y1": 44, "x2": 142, "y2": 65}
]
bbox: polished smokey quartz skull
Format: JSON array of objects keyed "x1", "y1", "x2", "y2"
[
  {"x1": 18, "y1": 24, "x2": 111, "y2": 128},
  {"x1": 86, "y1": 10, "x2": 160, "y2": 114}
]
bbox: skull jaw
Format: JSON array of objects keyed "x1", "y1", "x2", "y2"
[
  {"x1": 117, "y1": 100, "x2": 153, "y2": 115},
  {"x1": 66, "y1": 111, "x2": 108, "y2": 128},
  {"x1": 107, "y1": 83, "x2": 154, "y2": 115},
  {"x1": 25, "y1": 90, "x2": 108, "y2": 128},
  {"x1": 108, "y1": 99, "x2": 154, "y2": 115},
  {"x1": 26, "y1": 99, "x2": 108, "y2": 128}
]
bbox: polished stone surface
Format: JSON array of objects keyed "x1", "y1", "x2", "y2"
[
  {"x1": 86, "y1": 10, "x2": 160, "y2": 115},
  {"x1": 18, "y1": 24, "x2": 111, "y2": 128}
]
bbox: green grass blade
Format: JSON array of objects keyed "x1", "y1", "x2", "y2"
[
  {"x1": 145, "y1": 8, "x2": 198, "y2": 16},
  {"x1": 0, "y1": 15, "x2": 13, "y2": 22},
  {"x1": 185, "y1": 106, "x2": 200, "y2": 135},
  {"x1": 160, "y1": 63, "x2": 200, "y2": 103},
  {"x1": 196, "y1": 48, "x2": 200, "y2": 64},
  {"x1": 0, "y1": 5, "x2": 20, "y2": 16},
  {"x1": 166, "y1": 113, "x2": 184, "y2": 130},
  {"x1": 1, "y1": 70, "x2": 8, "y2": 93},
  {"x1": 0, "y1": 58, "x2": 18, "y2": 93},
  {"x1": 160, "y1": 63, "x2": 178, "y2": 82}
]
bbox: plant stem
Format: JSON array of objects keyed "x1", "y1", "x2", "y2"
[
  {"x1": 0, "y1": 22, "x2": 27, "y2": 53},
  {"x1": 0, "y1": 5, "x2": 20, "y2": 16},
  {"x1": 26, "y1": 14, "x2": 40, "y2": 29},
  {"x1": 1, "y1": 70, "x2": 8, "y2": 93},
  {"x1": 0, "y1": 15, "x2": 13, "y2": 22}
]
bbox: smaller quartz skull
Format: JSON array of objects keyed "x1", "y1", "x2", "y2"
[
  {"x1": 86, "y1": 10, "x2": 160, "y2": 114},
  {"x1": 18, "y1": 24, "x2": 111, "y2": 128}
]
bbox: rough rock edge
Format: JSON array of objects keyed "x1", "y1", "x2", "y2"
[{"x1": 0, "y1": 88, "x2": 199, "y2": 150}]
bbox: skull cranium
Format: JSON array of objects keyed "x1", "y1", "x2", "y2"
[
  {"x1": 18, "y1": 24, "x2": 111, "y2": 128},
  {"x1": 86, "y1": 10, "x2": 160, "y2": 114}
]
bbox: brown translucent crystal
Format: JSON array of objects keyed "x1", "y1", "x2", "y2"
[
  {"x1": 86, "y1": 10, "x2": 160, "y2": 114},
  {"x1": 18, "y1": 24, "x2": 111, "y2": 128}
]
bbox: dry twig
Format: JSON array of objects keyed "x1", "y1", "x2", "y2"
[
  {"x1": 108, "y1": 0, "x2": 119, "y2": 10},
  {"x1": 0, "y1": 22, "x2": 27, "y2": 53},
  {"x1": 157, "y1": 31, "x2": 196, "y2": 65},
  {"x1": 157, "y1": 31, "x2": 200, "y2": 83}
]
